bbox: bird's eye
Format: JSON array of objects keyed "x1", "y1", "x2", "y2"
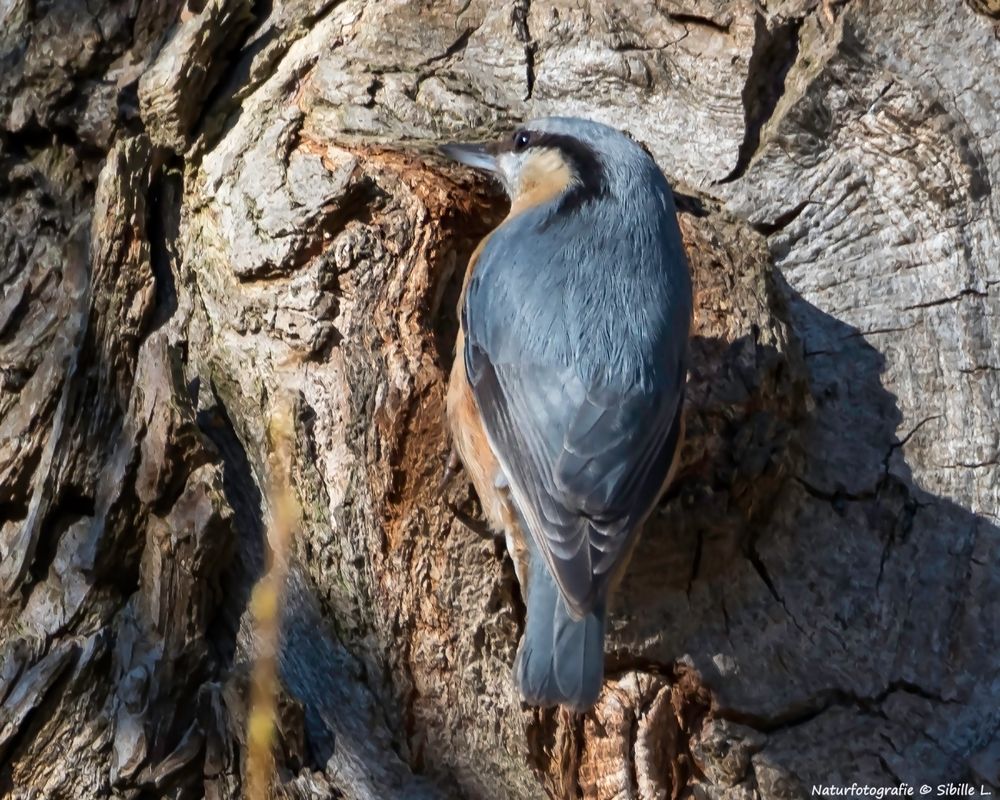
[{"x1": 513, "y1": 130, "x2": 531, "y2": 152}]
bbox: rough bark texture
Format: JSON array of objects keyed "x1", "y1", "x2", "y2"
[{"x1": 1, "y1": 1, "x2": 998, "y2": 798}]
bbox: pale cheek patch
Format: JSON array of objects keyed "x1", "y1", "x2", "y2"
[{"x1": 512, "y1": 149, "x2": 577, "y2": 213}]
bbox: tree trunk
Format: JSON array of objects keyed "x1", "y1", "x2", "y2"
[{"x1": 1, "y1": 1, "x2": 998, "y2": 798}]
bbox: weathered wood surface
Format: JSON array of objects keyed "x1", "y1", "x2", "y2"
[{"x1": 0, "y1": 0, "x2": 997, "y2": 798}]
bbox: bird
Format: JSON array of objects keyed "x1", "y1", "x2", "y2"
[{"x1": 440, "y1": 117, "x2": 692, "y2": 712}]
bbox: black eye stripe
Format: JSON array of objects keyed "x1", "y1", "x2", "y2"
[{"x1": 489, "y1": 128, "x2": 608, "y2": 212}]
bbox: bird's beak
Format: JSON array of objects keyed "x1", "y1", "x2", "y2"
[{"x1": 438, "y1": 142, "x2": 498, "y2": 174}]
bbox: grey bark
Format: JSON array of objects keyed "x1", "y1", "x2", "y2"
[{"x1": 0, "y1": 0, "x2": 997, "y2": 798}]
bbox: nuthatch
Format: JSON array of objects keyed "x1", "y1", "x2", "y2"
[{"x1": 441, "y1": 117, "x2": 692, "y2": 711}]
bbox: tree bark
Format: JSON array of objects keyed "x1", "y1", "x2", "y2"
[{"x1": 1, "y1": 1, "x2": 998, "y2": 798}]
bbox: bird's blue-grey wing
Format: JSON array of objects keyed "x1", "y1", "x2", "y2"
[{"x1": 463, "y1": 224, "x2": 688, "y2": 618}]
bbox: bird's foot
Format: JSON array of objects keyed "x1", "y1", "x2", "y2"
[
  {"x1": 446, "y1": 500, "x2": 494, "y2": 539},
  {"x1": 440, "y1": 447, "x2": 493, "y2": 537},
  {"x1": 439, "y1": 448, "x2": 461, "y2": 493}
]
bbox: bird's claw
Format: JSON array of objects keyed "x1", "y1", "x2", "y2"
[
  {"x1": 439, "y1": 448, "x2": 461, "y2": 493},
  {"x1": 446, "y1": 500, "x2": 494, "y2": 539}
]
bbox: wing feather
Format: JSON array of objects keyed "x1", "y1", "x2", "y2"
[{"x1": 467, "y1": 348, "x2": 683, "y2": 615}]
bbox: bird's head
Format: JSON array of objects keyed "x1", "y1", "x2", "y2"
[{"x1": 440, "y1": 117, "x2": 655, "y2": 215}]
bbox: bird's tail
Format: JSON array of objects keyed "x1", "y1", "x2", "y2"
[{"x1": 513, "y1": 537, "x2": 606, "y2": 712}]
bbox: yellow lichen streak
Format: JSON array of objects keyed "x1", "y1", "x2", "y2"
[{"x1": 246, "y1": 393, "x2": 299, "y2": 800}]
